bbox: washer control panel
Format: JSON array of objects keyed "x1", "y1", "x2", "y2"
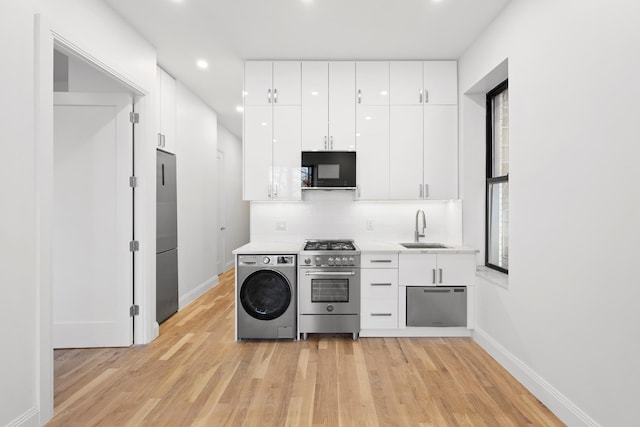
[{"x1": 237, "y1": 255, "x2": 296, "y2": 267}]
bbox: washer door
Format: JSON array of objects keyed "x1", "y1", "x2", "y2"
[{"x1": 240, "y1": 270, "x2": 292, "y2": 321}]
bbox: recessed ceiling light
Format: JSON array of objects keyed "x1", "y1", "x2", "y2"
[
  {"x1": 196, "y1": 59, "x2": 208, "y2": 69},
  {"x1": 236, "y1": 106, "x2": 244, "y2": 113},
  {"x1": 311, "y1": 91, "x2": 319, "y2": 96},
  {"x1": 261, "y1": 122, "x2": 268, "y2": 127},
  {"x1": 380, "y1": 91, "x2": 388, "y2": 96},
  {"x1": 365, "y1": 116, "x2": 372, "y2": 121}
]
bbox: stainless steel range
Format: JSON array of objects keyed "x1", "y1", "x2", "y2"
[{"x1": 298, "y1": 239, "x2": 361, "y2": 340}]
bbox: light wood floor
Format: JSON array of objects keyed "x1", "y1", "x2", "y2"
[{"x1": 48, "y1": 268, "x2": 564, "y2": 426}]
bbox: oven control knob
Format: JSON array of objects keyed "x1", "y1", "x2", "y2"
[
  {"x1": 328, "y1": 257, "x2": 334, "y2": 265},
  {"x1": 326, "y1": 305, "x2": 334, "y2": 312},
  {"x1": 348, "y1": 257, "x2": 355, "y2": 265},
  {"x1": 315, "y1": 256, "x2": 322, "y2": 265},
  {"x1": 334, "y1": 257, "x2": 341, "y2": 265},
  {"x1": 263, "y1": 256, "x2": 271, "y2": 264},
  {"x1": 304, "y1": 257, "x2": 311, "y2": 265},
  {"x1": 342, "y1": 257, "x2": 348, "y2": 265}
]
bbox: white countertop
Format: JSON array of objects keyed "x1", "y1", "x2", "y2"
[
  {"x1": 234, "y1": 240, "x2": 478, "y2": 255},
  {"x1": 357, "y1": 241, "x2": 479, "y2": 254},
  {"x1": 232, "y1": 241, "x2": 301, "y2": 255}
]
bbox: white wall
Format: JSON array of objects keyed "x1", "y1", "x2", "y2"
[
  {"x1": 0, "y1": 1, "x2": 158, "y2": 425},
  {"x1": 251, "y1": 194, "x2": 462, "y2": 245},
  {"x1": 459, "y1": 1, "x2": 640, "y2": 425},
  {"x1": 176, "y1": 82, "x2": 219, "y2": 308},
  {"x1": 218, "y1": 125, "x2": 249, "y2": 267}
]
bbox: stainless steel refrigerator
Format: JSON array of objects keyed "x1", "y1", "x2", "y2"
[{"x1": 156, "y1": 150, "x2": 178, "y2": 324}]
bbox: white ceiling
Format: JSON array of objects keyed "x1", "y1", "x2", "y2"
[{"x1": 103, "y1": 0, "x2": 511, "y2": 138}]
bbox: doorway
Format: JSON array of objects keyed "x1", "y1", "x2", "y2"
[
  {"x1": 52, "y1": 48, "x2": 137, "y2": 348},
  {"x1": 217, "y1": 150, "x2": 226, "y2": 274}
]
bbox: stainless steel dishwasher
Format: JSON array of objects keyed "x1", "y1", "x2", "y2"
[{"x1": 406, "y1": 287, "x2": 467, "y2": 327}]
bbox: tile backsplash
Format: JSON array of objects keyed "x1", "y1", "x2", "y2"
[{"x1": 250, "y1": 191, "x2": 462, "y2": 245}]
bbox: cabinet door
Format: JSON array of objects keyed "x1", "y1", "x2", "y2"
[
  {"x1": 423, "y1": 105, "x2": 458, "y2": 200},
  {"x1": 436, "y1": 254, "x2": 475, "y2": 286},
  {"x1": 361, "y1": 269, "x2": 398, "y2": 299},
  {"x1": 273, "y1": 61, "x2": 301, "y2": 105},
  {"x1": 356, "y1": 106, "x2": 389, "y2": 199},
  {"x1": 301, "y1": 62, "x2": 329, "y2": 151},
  {"x1": 328, "y1": 61, "x2": 356, "y2": 151},
  {"x1": 423, "y1": 61, "x2": 457, "y2": 105},
  {"x1": 244, "y1": 61, "x2": 273, "y2": 106},
  {"x1": 361, "y1": 298, "x2": 398, "y2": 329},
  {"x1": 390, "y1": 61, "x2": 423, "y2": 106},
  {"x1": 272, "y1": 106, "x2": 301, "y2": 201},
  {"x1": 243, "y1": 106, "x2": 273, "y2": 200},
  {"x1": 399, "y1": 253, "x2": 438, "y2": 286},
  {"x1": 390, "y1": 106, "x2": 423, "y2": 199},
  {"x1": 356, "y1": 61, "x2": 389, "y2": 106},
  {"x1": 158, "y1": 67, "x2": 176, "y2": 153}
]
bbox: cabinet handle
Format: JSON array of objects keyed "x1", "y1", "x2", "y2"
[
  {"x1": 371, "y1": 313, "x2": 392, "y2": 317},
  {"x1": 274, "y1": 88, "x2": 278, "y2": 103},
  {"x1": 358, "y1": 89, "x2": 362, "y2": 104},
  {"x1": 419, "y1": 183, "x2": 423, "y2": 198},
  {"x1": 370, "y1": 259, "x2": 392, "y2": 263},
  {"x1": 267, "y1": 88, "x2": 272, "y2": 103},
  {"x1": 370, "y1": 283, "x2": 392, "y2": 286},
  {"x1": 158, "y1": 133, "x2": 163, "y2": 147},
  {"x1": 432, "y1": 268, "x2": 436, "y2": 284},
  {"x1": 268, "y1": 184, "x2": 272, "y2": 198},
  {"x1": 330, "y1": 136, "x2": 333, "y2": 150},
  {"x1": 357, "y1": 185, "x2": 361, "y2": 198},
  {"x1": 439, "y1": 268, "x2": 443, "y2": 284},
  {"x1": 162, "y1": 134, "x2": 166, "y2": 148},
  {"x1": 425, "y1": 90, "x2": 429, "y2": 103},
  {"x1": 424, "y1": 184, "x2": 429, "y2": 198},
  {"x1": 273, "y1": 183, "x2": 278, "y2": 198},
  {"x1": 324, "y1": 136, "x2": 328, "y2": 150},
  {"x1": 419, "y1": 89, "x2": 423, "y2": 103}
]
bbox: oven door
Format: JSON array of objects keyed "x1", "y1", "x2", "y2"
[{"x1": 299, "y1": 268, "x2": 360, "y2": 315}]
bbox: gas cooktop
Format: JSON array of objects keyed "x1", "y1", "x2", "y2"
[{"x1": 302, "y1": 240, "x2": 357, "y2": 252}]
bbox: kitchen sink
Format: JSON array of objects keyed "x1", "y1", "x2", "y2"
[{"x1": 399, "y1": 242, "x2": 451, "y2": 249}]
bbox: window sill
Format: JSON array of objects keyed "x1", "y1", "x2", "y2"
[{"x1": 475, "y1": 266, "x2": 509, "y2": 289}]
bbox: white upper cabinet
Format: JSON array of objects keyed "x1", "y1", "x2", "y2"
[
  {"x1": 244, "y1": 61, "x2": 301, "y2": 106},
  {"x1": 423, "y1": 61, "x2": 457, "y2": 105},
  {"x1": 389, "y1": 106, "x2": 423, "y2": 199},
  {"x1": 424, "y1": 105, "x2": 458, "y2": 200},
  {"x1": 157, "y1": 67, "x2": 176, "y2": 153},
  {"x1": 356, "y1": 61, "x2": 389, "y2": 106},
  {"x1": 356, "y1": 105, "x2": 389, "y2": 200},
  {"x1": 272, "y1": 106, "x2": 302, "y2": 201},
  {"x1": 301, "y1": 61, "x2": 356, "y2": 151},
  {"x1": 243, "y1": 106, "x2": 273, "y2": 201},
  {"x1": 390, "y1": 61, "x2": 424, "y2": 106}
]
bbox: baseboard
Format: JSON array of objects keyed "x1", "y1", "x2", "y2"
[
  {"x1": 224, "y1": 260, "x2": 234, "y2": 271},
  {"x1": 179, "y1": 275, "x2": 218, "y2": 310},
  {"x1": 6, "y1": 406, "x2": 39, "y2": 427},
  {"x1": 473, "y1": 328, "x2": 600, "y2": 427}
]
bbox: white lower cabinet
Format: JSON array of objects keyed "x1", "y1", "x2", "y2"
[{"x1": 360, "y1": 253, "x2": 398, "y2": 330}]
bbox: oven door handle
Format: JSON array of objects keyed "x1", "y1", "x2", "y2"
[{"x1": 304, "y1": 271, "x2": 356, "y2": 277}]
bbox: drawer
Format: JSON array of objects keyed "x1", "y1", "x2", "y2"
[
  {"x1": 361, "y1": 269, "x2": 398, "y2": 299},
  {"x1": 361, "y1": 298, "x2": 398, "y2": 329},
  {"x1": 361, "y1": 253, "x2": 399, "y2": 268}
]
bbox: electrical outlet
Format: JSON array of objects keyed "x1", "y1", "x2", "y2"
[
  {"x1": 366, "y1": 220, "x2": 374, "y2": 231},
  {"x1": 276, "y1": 221, "x2": 287, "y2": 231}
]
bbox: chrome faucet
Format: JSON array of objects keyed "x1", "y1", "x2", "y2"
[{"x1": 414, "y1": 209, "x2": 426, "y2": 242}]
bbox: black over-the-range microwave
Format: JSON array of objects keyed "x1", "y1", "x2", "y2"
[{"x1": 301, "y1": 151, "x2": 356, "y2": 189}]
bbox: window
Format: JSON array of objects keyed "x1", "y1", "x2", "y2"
[{"x1": 486, "y1": 80, "x2": 509, "y2": 273}]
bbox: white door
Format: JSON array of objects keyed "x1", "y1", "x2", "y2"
[
  {"x1": 301, "y1": 61, "x2": 329, "y2": 151},
  {"x1": 244, "y1": 61, "x2": 273, "y2": 106},
  {"x1": 356, "y1": 105, "x2": 389, "y2": 199},
  {"x1": 390, "y1": 105, "x2": 423, "y2": 199},
  {"x1": 217, "y1": 151, "x2": 226, "y2": 273},
  {"x1": 423, "y1": 61, "x2": 458, "y2": 105},
  {"x1": 390, "y1": 61, "x2": 423, "y2": 106},
  {"x1": 399, "y1": 253, "x2": 438, "y2": 286},
  {"x1": 423, "y1": 105, "x2": 458, "y2": 200},
  {"x1": 243, "y1": 105, "x2": 273, "y2": 200},
  {"x1": 328, "y1": 61, "x2": 356, "y2": 151},
  {"x1": 356, "y1": 61, "x2": 390, "y2": 106},
  {"x1": 53, "y1": 93, "x2": 133, "y2": 348}
]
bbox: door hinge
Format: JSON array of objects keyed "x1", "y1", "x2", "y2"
[
  {"x1": 129, "y1": 176, "x2": 138, "y2": 188},
  {"x1": 129, "y1": 240, "x2": 140, "y2": 252},
  {"x1": 130, "y1": 304, "x2": 140, "y2": 317},
  {"x1": 129, "y1": 112, "x2": 139, "y2": 124}
]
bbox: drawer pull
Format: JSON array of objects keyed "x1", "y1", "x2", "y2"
[
  {"x1": 370, "y1": 259, "x2": 392, "y2": 263},
  {"x1": 370, "y1": 283, "x2": 392, "y2": 286},
  {"x1": 371, "y1": 313, "x2": 392, "y2": 317}
]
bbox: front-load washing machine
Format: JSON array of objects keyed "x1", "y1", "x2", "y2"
[{"x1": 236, "y1": 254, "x2": 296, "y2": 339}]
